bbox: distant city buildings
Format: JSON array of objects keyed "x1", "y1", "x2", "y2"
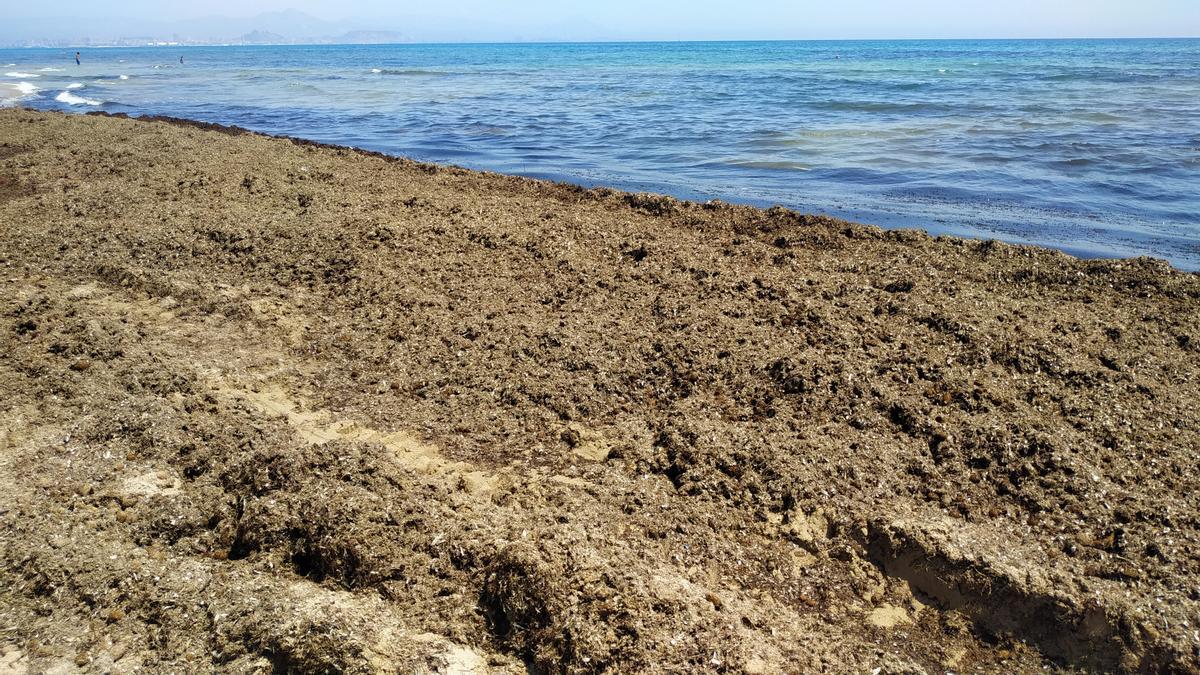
[{"x1": 0, "y1": 10, "x2": 408, "y2": 48}]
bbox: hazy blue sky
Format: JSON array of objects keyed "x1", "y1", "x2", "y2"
[{"x1": 6, "y1": 0, "x2": 1200, "y2": 41}]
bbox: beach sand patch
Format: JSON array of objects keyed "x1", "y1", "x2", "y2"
[{"x1": 867, "y1": 604, "x2": 912, "y2": 629}]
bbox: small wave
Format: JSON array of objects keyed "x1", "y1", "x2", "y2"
[
  {"x1": 815, "y1": 101, "x2": 947, "y2": 113},
  {"x1": 5, "y1": 71, "x2": 39, "y2": 78},
  {"x1": 66, "y1": 82, "x2": 84, "y2": 89},
  {"x1": 55, "y1": 91, "x2": 102, "y2": 106},
  {"x1": 39, "y1": 67, "x2": 63, "y2": 72},
  {"x1": 1053, "y1": 158, "x2": 1099, "y2": 168},
  {"x1": 119, "y1": 75, "x2": 129, "y2": 80},
  {"x1": 462, "y1": 123, "x2": 511, "y2": 137},
  {"x1": 13, "y1": 82, "x2": 38, "y2": 95},
  {"x1": 1073, "y1": 111, "x2": 1125, "y2": 124},
  {"x1": 371, "y1": 68, "x2": 382, "y2": 73},
  {"x1": 725, "y1": 159, "x2": 812, "y2": 171},
  {"x1": 376, "y1": 69, "x2": 450, "y2": 76}
]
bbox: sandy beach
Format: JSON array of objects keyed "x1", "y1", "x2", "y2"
[{"x1": 1, "y1": 108, "x2": 1198, "y2": 672}]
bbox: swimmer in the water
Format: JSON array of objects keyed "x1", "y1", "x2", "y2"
[
  {"x1": 180, "y1": 56, "x2": 184, "y2": 64},
  {"x1": 75, "y1": 52, "x2": 81, "y2": 66}
]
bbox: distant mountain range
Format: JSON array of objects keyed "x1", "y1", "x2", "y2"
[{"x1": 0, "y1": 9, "x2": 408, "y2": 47}]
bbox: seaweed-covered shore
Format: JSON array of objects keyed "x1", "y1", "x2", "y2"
[{"x1": 1, "y1": 108, "x2": 1198, "y2": 673}]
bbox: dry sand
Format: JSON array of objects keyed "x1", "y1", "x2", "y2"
[{"x1": 0, "y1": 108, "x2": 1198, "y2": 673}]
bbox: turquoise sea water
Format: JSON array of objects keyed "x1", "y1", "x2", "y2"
[{"x1": 2, "y1": 40, "x2": 1198, "y2": 269}]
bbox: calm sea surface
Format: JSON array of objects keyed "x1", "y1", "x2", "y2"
[{"x1": 2, "y1": 40, "x2": 1198, "y2": 269}]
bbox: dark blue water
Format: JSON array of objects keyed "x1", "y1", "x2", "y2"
[{"x1": 3, "y1": 40, "x2": 1199, "y2": 269}]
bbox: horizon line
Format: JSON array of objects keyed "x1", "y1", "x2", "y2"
[{"x1": 5, "y1": 35, "x2": 1199, "y2": 49}]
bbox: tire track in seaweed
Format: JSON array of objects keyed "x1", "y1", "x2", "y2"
[
  {"x1": 211, "y1": 383, "x2": 499, "y2": 494},
  {"x1": 75, "y1": 276, "x2": 501, "y2": 491}
]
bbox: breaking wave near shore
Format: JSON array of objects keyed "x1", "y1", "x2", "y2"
[{"x1": 54, "y1": 90, "x2": 102, "y2": 106}]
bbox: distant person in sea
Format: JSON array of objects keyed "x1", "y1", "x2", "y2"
[
  {"x1": 180, "y1": 56, "x2": 184, "y2": 65},
  {"x1": 75, "y1": 52, "x2": 80, "y2": 66}
]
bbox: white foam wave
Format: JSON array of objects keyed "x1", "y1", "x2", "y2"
[
  {"x1": 0, "y1": 81, "x2": 38, "y2": 106},
  {"x1": 39, "y1": 67, "x2": 63, "y2": 72},
  {"x1": 371, "y1": 68, "x2": 382, "y2": 73},
  {"x1": 55, "y1": 90, "x2": 102, "y2": 106},
  {"x1": 5, "y1": 71, "x2": 39, "y2": 78},
  {"x1": 66, "y1": 82, "x2": 84, "y2": 89},
  {"x1": 119, "y1": 75, "x2": 129, "y2": 80}
]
